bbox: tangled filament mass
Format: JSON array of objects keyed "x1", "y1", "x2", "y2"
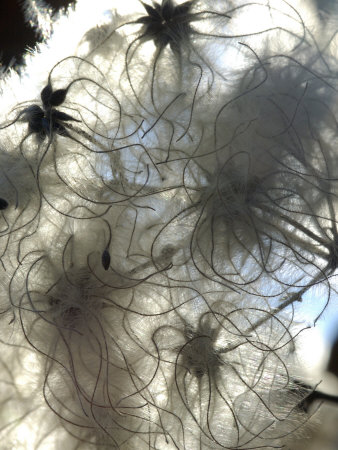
[{"x1": 0, "y1": 0, "x2": 337, "y2": 448}]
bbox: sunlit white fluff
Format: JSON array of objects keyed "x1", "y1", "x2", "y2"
[{"x1": 0, "y1": 0, "x2": 336, "y2": 449}]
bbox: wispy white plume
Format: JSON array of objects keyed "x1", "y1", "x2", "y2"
[{"x1": 0, "y1": 0, "x2": 337, "y2": 448}]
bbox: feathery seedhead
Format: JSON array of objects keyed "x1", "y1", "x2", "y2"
[
  {"x1": 137, "y1": 0, "x2": 194, "y2": 53},
  {"x1": 22, "y1": 83, "x2": 80, "y2": 139},
  {"x1": 181, "y1": 323, "x2": 222, "y2": 378}
]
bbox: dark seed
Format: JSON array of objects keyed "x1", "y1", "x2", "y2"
[
  {"x1": 102, "y1": 249, "x2": 111, "y2": 270},
  {"x1": 40, "y1": 83, "x2": 53, "y2": 107},
  {"x1": 0, "y1": 198, "x2": 8, "y2": 210},
  {"x1": 52, "y1": 110, "x2": 80, "y2": 122},
  {"x1": 49, "y1": 89, "x2": 68, "y2": 107}
]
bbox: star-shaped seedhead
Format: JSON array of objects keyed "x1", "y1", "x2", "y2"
[
  {"x1": 22, "y1": 83, "x2": 80, "y2": 140},
  {"x1": 136, "y1": 0, "x2": 194, "y2": 53},
  {"x1": 180, "y1": 323, "x2": 222, "y2": 379}
]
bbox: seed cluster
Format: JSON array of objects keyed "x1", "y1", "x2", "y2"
[{"x1": 0, "y1": 0, "x2": 336, "y2": 448}]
